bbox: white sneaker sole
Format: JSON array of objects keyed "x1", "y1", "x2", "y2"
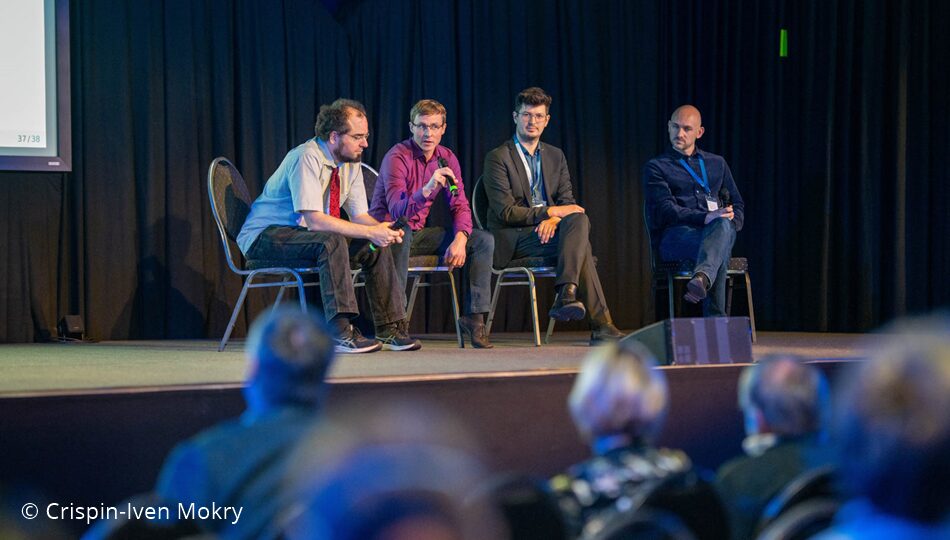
[
  {"x1": 380, "y1": 340, "x2": 422, "y2": 351},
  {"x1": 335, "y1": 342, "x2": 382, "y2": 354}
]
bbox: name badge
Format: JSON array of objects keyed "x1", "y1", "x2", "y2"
[{"x1": 705, "y1": 195, "x2": 719, "y2": 211}]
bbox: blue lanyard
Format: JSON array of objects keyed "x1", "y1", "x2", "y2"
[
  {"x1": 514, "y1": 136, "x2": 542, "y2": 186},
  {"x1": 679, "y1": 155, "x2": 709, "y2": 193}
]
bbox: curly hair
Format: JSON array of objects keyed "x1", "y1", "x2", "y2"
[{"x1": 314, "y1": 99, "x2": 367, "y2": 139}]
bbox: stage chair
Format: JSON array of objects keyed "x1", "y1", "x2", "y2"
[
  {"x1": 208, "y1": 157, "x2": 327, "y2": 352},
  {"x1": 472, "y1": 176, "x2": 558, "y2": 347},
  {"x1": 644, "y1": 210, "x2": 757, "y2": 341},
  {"x1": 360, "y1": 163, "x2": 463, "y2": 347}
]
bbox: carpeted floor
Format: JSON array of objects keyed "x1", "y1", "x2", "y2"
[{"x1": 0, "y1": 331, "x2": 876, "y2": 395}]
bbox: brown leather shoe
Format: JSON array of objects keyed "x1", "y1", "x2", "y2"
[
  {"x1": 459, "y1": 316, "x2": 494, "y2": 349},
  {"x1": 590, "y1": 322, "x2": 625, "y2": 346},
  {"x1": 684, "y1": 273, "x2": 709, "y2": 304}
]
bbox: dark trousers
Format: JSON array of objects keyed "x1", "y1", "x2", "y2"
[
  {"x1": 659, "y1": 217, "x2": 737, "y2": 317},
  {"x1": 508, "y1": 213, "x2": 610, "y2": 325},
  {"x1": 389, "y1": 227, "x2": 494, "y2": 315},
  {"x1": 246, "y1": 226, "x2": 406, "y2": 325}
]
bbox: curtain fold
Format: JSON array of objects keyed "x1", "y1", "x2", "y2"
[{"x1": 0, "y1": 0, "x2": 946, "y2": 342}]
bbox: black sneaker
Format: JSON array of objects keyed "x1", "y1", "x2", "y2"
[
  {"x1": 376, "y1": 320, "x2": 422, "y2": 351},
  {"x1": 334, "y1": 324, "x2": 382, "y2": 354}
]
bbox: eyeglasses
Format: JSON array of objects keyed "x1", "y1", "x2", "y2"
[
  {"x1": 518, "y1": 112, "x2": 548, "y2": 122},
  {"x1": 343, "y1": 132, "x2": 369, "y2": 142},
  {"x1": 410, "y1": 122, "x2": 444, "y2": 133}
]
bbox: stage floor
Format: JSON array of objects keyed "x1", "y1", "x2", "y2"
[{"x1": 0, "y1": 331, "x2": 876, "y2": 396}]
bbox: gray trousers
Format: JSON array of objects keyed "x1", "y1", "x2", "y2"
[{"x1": 246, "y1": 226, "x2": 406, "y2": 325}]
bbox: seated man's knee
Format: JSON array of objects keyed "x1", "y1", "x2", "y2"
[
  {"x1": 560, "y1": 212, "x2": 590, "y2": 230},
  {"x1": 468, "y1": 229, "x2": 494, "y2": 253}
]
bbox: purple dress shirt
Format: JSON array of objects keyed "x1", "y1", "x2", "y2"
[{"x1": 369, "y1": 138, "x2": 474, "y2": 234}]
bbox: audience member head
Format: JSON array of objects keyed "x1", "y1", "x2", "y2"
[
  {"x1": 243, "y1": 307, "x2": 335, "y2": 412},
  {"x1": 833, "y1": 317, "x2": 950, "y2": 523},
  {"x1": 569, "y1": 340, "x2": 668, "y2": 449},
  {"x1": 738, "y1": 355, "x2": 829, "y2": 440},
  {"x1": 277, "y1": 399, "x2": 505, "y2": 540}
]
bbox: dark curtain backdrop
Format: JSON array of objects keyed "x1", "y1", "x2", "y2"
[{"x1": 0, "y1": 0, "x2": 947, "y2": 342}]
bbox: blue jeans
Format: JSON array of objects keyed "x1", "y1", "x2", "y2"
[
  {"x1": 389, "y1": 226, "x2": 494, "y2": 315},
  {"x1": 659, "y1": 218, "x2": 736, "y2": 316}
]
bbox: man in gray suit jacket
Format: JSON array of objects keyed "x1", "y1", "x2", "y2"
[{"x1": 482, "y1": 87, "x2": 623, "y2": 345}]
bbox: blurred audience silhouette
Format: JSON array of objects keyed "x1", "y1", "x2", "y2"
[
  {"x1": 813, "y1": 318, "x2": 950, "y2": 539},
  {"x1": 715, "y1": 355, "x2": 832, "y2": 539},
  {"x1": 274, "y1": 399, "x2": 506, "y2": 539},
  {"x1": 550, "y1": 340, "x2": 727, "y2": 539},
  {"x1": 154, "y1": 307, "x2": 335, "y2": 539}
]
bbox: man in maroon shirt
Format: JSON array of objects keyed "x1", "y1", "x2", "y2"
[{"x1": 369, "y1": 99, "x2": 495, "y2": 348}]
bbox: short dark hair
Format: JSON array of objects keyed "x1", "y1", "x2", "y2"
[
  {"x1": 244, "y1": 307, "x2": 335, "y2": 408},
  {"x1": 514, "y1": 87, "x2": 552, "y2": 113},
  {"x1": 315, "y1": 98, "x2": 367, "y2": 139}
]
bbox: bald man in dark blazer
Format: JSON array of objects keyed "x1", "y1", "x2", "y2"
[{"x1": 482, "y1": 87, "x2": 623, "y2": 345}]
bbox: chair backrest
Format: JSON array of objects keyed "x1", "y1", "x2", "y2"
[
  {"x1": 472, "y1": 175, "x2": 489, "y2": 231},
  {"x1": 637, "y1": 471, "x2": 730, "y2": 540},
  {"x1": 208, "y1": 157, "x2": 254, "y2": 273},
  {"x1": 472, "y1": 472, "x2": 570, "y2": 540},
  {"x1": 755, "y1": 498, "x2": 840, "y2": 540},
  {"x1": 360, "y1": 162, "x2": 379, "y2": 206},
  {"x1": 585, "y1": 507, "x2": 697, "y2": 540},
  {"x1": 757, "y1": 465, "x2": 838, "y2": 534}
]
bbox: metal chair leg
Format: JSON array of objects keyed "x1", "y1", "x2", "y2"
[
  {"x1": 446, "y1": 271, "x2": 463, "y2": 348},
  {"x1": 406, "y1": 274, "x2": 422, "y2": 322},
  {"x1": 744, "y1": 271, "x2": 757, "y2": 342},
  {"x1": 487, "y1": 272, "x2": 504, "y2": 334},
  {"x1": 667, "y1": 274, "x2": 675, "y2": 319},
  {"x1": 220, "y1": 279, "x2": 252, "y2": 352},
  {"x1": 526, "y1": 271, "x2": 541, "y2": 347},
  {"x1": 544, "y1": 317, "x2": 556, "y2": 344}
]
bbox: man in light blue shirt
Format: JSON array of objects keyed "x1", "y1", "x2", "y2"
[{"x1": 238, "y1": 99, "x2": 420, "y2": 353}]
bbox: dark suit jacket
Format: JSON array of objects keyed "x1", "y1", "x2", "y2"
[
  {"x1": 482, "y1": 139, "x2": 576, "y2": 267},
  {"x1": 155, "y1": 406, "x2": 320, "y2": 540}
]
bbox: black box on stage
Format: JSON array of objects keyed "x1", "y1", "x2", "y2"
[
  {"x1": 621, "y1": 317, "x2": 753, "y2": 365},
  {"x1": 58, "y1": 315, "x2": 85, "y2": 339}
]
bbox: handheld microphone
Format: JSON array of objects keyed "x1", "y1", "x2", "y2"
[
  {"x1": 719, "y1": 185, "x2": 732, "y2": 208},
  {"x1": 369, "y1": 216, "x2": 409, "y2": 252},
  {"x1": 437, "y1": 157, "x2": 459, "y2": 197}
]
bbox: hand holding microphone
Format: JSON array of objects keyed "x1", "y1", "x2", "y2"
[{"x1": 437, "y1": 157, "x2": 459, "y2": 197}]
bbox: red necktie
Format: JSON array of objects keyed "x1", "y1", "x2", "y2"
[{"x1": 329, "y1": 167, "x2": 341, "y2": 218}]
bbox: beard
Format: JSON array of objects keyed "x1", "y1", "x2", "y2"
[{"x1": 332, "y1": 147, "x2": 363, "y2": 164}]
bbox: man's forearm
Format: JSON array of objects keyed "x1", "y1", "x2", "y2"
[{"x1": 303, "y1": 211, "x2": 372, "y2": 240}]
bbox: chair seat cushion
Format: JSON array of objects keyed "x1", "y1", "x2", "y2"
[
  {"x1": 407, "y1": 255, "x2": 442, "y2": 268},
  {"x1": 506, "y1": 256, "x2": 557, "y2": 269},
  {"x1": 655, "y1": 257, "x2": 748, "y2": 275},
  {"x1": 245, "y1": 258, "x2": 318, "y2": 270}
]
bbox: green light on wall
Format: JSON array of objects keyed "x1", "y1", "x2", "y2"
[{"x1": 780, "y1": 29, "x2": 788, "y2": 57}]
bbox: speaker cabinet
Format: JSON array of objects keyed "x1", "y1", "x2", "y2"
[{"x1": 621, "y1": 317, "x2": 753, "y2": 365}]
